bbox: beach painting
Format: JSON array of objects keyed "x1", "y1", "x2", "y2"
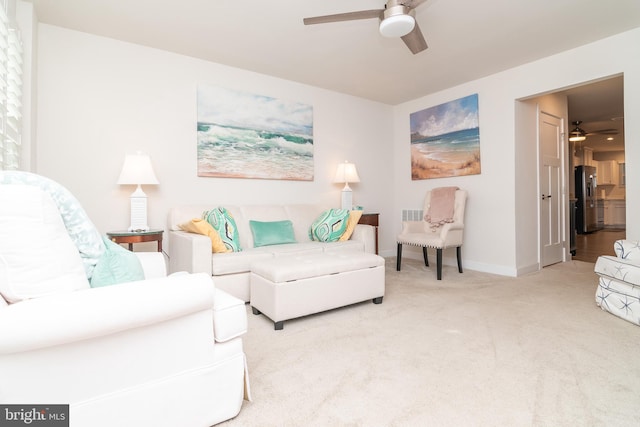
[
  {"x1": 410, "y1": 94, "x2": 481, "y2": 180},
  {"x1": 197, "y1": 85, "x2": 314, "y2": 180}
]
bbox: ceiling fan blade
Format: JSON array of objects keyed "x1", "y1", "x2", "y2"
[
  {"x1": 586, "y1": 128, "x2": 619, "y2": 135},
  {"x1": 303, "y1": 9, "x2": 383, "y2": 25},
  {"x1": 403, "y1": 0, "x2": 429, "y2": 9},
  {"x1": 401, "y1": 21, "x2": 428, "y2": 54}
]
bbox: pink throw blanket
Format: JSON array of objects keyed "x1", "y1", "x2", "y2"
[{"x1": 425, "y1": 186, "x2": 459, "y2": 230}]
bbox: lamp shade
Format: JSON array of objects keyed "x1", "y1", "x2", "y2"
[
  {"x1": 379, "y1": 6, "x2": 415, "y2": 38},
  {"x1": 117, "y1": 152, "x2": 159, "y2": 185},
  {"x1": 334, "y1": 161, "x2": 360, "y2": 184}
]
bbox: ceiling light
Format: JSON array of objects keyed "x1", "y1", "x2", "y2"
[
  {"x1": 607, "y1": 137, "x2": 614, "y2": 141},
  {"x1": 379, "y1": 6, "x2": 415, "y2": 38}
]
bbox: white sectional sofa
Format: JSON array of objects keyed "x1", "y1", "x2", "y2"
[{"x1": 168, "y1": 204, "x2": 377, "y2": 301}]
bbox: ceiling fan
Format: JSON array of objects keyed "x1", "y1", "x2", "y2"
[
  {"x1": 569, "y1": 120, "x2": 620, "y2": 142},
  {"x1": 303, "y1": 0, "x2": 429, "y2": 54}
]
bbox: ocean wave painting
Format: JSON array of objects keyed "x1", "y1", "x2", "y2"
[
  {"x1": 197, "y1": 86, "x2": 314, "y2": 180},
  {"x1": 409, "y1": 94, "x2": 481, "y2": 180}
]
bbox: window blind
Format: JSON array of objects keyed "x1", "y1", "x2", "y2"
[{"x1": 0, "y1": 0, "x2": 22, "y2": 171}]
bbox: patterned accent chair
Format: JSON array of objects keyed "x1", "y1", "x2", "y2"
[
  {"x1": 396, "y1": 188, "x2": 467, "y2": 280},
  {"x1": 595, "y1": 240, "x2": 640, "y2": 325}
]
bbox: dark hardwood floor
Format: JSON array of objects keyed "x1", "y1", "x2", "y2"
[{"x1": 573, "y1": 228, "x2": 626, "y2": 263}]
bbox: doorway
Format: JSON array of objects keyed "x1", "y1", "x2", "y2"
[
  {"x1": 565, "y1": 76, "x2": 626, "y2": 262},
  {"x1": 528, "y1": 75, "x2": 626, "y2": 268}
]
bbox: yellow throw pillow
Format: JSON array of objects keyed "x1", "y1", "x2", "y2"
[
  {"x1": 339, "y1": 210, "x2": 363, "y2": 241},
  {"x1": 179, "y1": 218, "x2": 230, "y2": 253}
]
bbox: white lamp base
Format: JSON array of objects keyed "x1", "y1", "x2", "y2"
[
  {"x1": 128, "y1": 185, "x2": 150, "y2": 232},
  {"x1": 341, "y1": 188, "x2": 353, "y2": 211}
]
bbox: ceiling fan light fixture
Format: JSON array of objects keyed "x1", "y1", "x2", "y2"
[
  {"x1": 379, "y1": 6, "x2": 415, "y2": 38},
  {"x1": 569, "y1": 120, "x2": 587, "y2": 142}
]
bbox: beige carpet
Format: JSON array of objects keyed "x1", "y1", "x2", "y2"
[{"x1": 222, "y1": 258, "x2": 640, "y2": 427}]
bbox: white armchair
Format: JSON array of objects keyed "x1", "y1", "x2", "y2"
[
  {"x1": 397, "y1": 188, "x2": 467, "y2": 280},
  {"x1": 595, "y1": 239, "x2": 640, "y2": 325},
  {"x1": 0, "y1": 172, "x2": 250, "y2": 426}
]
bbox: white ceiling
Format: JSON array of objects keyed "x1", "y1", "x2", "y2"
[
  {"x1": 30, "y1": 0, "x2": 640, "y2": 106},
  {"x1": 29, "y1": 0, "x2": 638, "y2": 154}
]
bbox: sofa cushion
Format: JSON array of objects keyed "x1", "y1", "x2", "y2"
[
  {"x1": 203, "y1": 207, "x2": 242, "y2": 252},
  {"x1": 322, "y1": 240, "x2": 365, "y2": 253},
  {"x1": 249, "y1": 220, "x2": 296, "y2": 247},
  {"x1": 309, "y1": 208, "x2": 350, "y2": 242},
  {"x1": 210, "y1": 243, "x2": 327, "y2": 276},
  {"x1": 0, "y1": 185, "x2": 90, "y2": 303},
  {"x1": 211, "y1": 250, "x2": 274, "y2": 276},
  {"x1": 270, "y1": 242, "x2": 325, "y2": 257},
  {"x1": 179, "y1": 218, "x2": 229, "y2": 253},
  {"x1": 284, "y1": 204, "x2": 329, "y2": 243},
  {"x1": 90, "y1": 237, "x2": 145, "y2": 288}
]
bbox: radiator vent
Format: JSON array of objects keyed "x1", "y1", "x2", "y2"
[{"x1": 401, "y1": 209, "x2": 424, "y2": 222}]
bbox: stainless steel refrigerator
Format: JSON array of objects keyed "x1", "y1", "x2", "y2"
[{"x1": 575, "y1": 165, "x2": 601, "y2": 234}]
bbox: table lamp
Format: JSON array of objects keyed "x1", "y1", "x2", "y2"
[
  {"x1": 117, "y1": 152, "x2": 159, "y2": 232},
  {"x1": 334, "y1": 161, "x2": 360, "y2": 210}
]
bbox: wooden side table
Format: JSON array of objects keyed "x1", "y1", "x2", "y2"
[
  {"x1": 358, "y1": 213, "x2": 379, "y2": 255},
  {"x1": 106, "y1": 229, "x2": 164, "y2": 252}
]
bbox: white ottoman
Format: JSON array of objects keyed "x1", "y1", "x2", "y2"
[{"x1": 250, "y1": 252, "x2": 385, "y2": 330}]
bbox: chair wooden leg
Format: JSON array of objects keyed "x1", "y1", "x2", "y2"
[
  {"x1": 422, "y1": 246, "x2": 429, "y2": 266},
  {"x1": 436, "y1": 248, "x2": 443, "y2": 280},
  {"x1": 457, "y1": 246, "x2": 463, "y2": 273},
  {"x1": 396, "y1": 243, "x2": 402, "y2": 271}
]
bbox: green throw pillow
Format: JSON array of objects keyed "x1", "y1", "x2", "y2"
[
  {"x1": 309, "y1": 208, "x2": 350, "y2": 242},
  {"x1": 250, "y1": 220, "x2": 297, "y2": 247},
  {"x1": 203, "y1": 207, "x2": 242, "y2": 252},
  {"x1": 90, "y1": 237, "x2": 145, "y2": 287}
]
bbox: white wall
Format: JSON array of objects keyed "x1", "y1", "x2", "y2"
[
  {"x1": 392, "y1": 28, "x2": 640, "y2": 275},
  {"x1": 36, "y1": 24, "x2": 394, "y2": 252},
  {"x1": 36, "y1": 24, "x2": 640, "y2": 275}
]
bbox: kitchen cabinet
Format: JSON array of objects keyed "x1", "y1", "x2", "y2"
[
  {"x1": 583, "y1": 147, "x2": 594, "y2": 166},
  {"x1": 604, "y1": 200, "x2": 626, "y2": 228},
  {"x1": 611, "y1": 201, "x2": 626, "y2": 227},
  {"x1": 597, "y1": 160, "x2": 619, "y2": 185},
  {"x1": 603, "y1": 200, "x2": 611, "y2": 225}
]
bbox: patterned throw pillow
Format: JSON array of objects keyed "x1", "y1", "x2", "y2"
[
  {"x1": 203, "y1": 207, "x2": 242, "y2": 252},
  {"x1": 309, "y1": 208, "x2": 350, "y2": 242}
]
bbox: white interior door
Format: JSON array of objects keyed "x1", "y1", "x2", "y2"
[{"x1": 540, "y1": 112, "x2": 564, "y2": 266}]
